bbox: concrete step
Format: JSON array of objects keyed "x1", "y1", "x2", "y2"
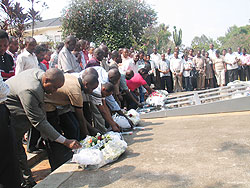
[
  {"x1": 27, "y1": 150, "x2": 47, "y2": 168},
  {"x1": 23, "y1": 144, "x2": 47, "y2": 168},
  {"x1": 31, "y1": 159, "x2": 51, "y2": 183}
]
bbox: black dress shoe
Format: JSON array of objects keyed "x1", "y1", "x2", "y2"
[{"x1": 27, "y1": 148, "x2": 44, "y2": 154}]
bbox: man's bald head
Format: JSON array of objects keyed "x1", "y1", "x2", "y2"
[
  {"x1": 101, "y1": 82, "x2": 114, "y2": 97},
  {"x1": 43, "y1": 68, "x2": 65, "y2": 94},
  {"x1": 65, "y1": 35, "x2": 76, "y2": 51},
  {"x1": 65, "y1": 35, "x2": 76, "y2": 43},
  {"x1": 83, "y1": 74, "x2": 98, "y2": 85},
  {"x1": 25, "y1": 37, "x2": 37, "y2": 54},
  {"x1": 125, "y1": 70, "x2": 134, "y2": 80},
  {"x1": 93, "y1": 48, "x2": 105, "y2": 61},
  {"x1": 25, "y1": 37, "x2": 36, "y2": 45},
  {"x1": 82, "y1": 67, "x2": 98, "y2": 78},
  {"x1": 82, "y1": 74, "x2": 99, "y2": 94},
  {"x1": 44, "y1": 68, "x2": 64, "y2": 82},
  {"x1": 133, "y1": 53, "x2": 139, "y2": 62},
  {"x1": 79, "y1": 39, "x2": 89, "y2": 50},
  {"x1": 99, "y1": 44, "x2": 109, "y2": 57},
  {"x1": 108, "y1": 68, "x2": 121, "y2": 85}
]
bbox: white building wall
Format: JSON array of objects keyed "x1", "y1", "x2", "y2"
[{"x1": 24, "y1": 26, "x2": 62, "y2": 43}]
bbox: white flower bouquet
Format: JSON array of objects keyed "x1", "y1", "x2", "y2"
[
  {"x1": 72, "y1": 132, "x2": 127, "y2": 169},
  {"x1": 146, "y1": 90, "x2": 168, "y2": 106},
  {"x1": 125, "y1": 109, "x2": 140, "y2": 126},
  {"x1": 112, "y1": 114, "x2": 131, "y2": 129}
]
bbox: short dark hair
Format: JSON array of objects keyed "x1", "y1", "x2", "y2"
[
  {"x1": 138, "y1": 68, "x2": 149, "y2": 75},
  {"x1": 9, "y1": 36, "x2": 17, "y2": 43},
  {"x1": 103, "y1": 82, "x2": 114, "y2": 93},
  {"x1": 111, "y1": 50, "x2": 119, "y2": 59},
  {"x1": 56, "y1": 42, "x2": 64, "y2": 50},
  {"x1": 35, "y1": 45, "x2": 46, "y2": 55},
  {"x1": 25, "y1": 36, "x2": 36, "y2": 45},
  {"x1": 215, "y1": 50, "x2": 220, "y2": 54},
  {"x1": 0, "y1": 30, "x2": 9, "y2": 40},
  {"x1": 139, "y1": 50, "x2": 144, "y2": 55}
]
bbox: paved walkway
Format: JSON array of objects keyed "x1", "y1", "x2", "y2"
[{"x1": 35, "y1": 111, "x2": 250, "y2": 188}]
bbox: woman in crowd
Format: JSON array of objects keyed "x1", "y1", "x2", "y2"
[
  {"x1": 212, "y1": 50, "x2": 227, "y2": 87},
  {"x1": 183, "y1": 54, "x2": 193, "y2": 91},
  {"x1": 204, "y1": 52, "x2": 214, "y2": 88}
]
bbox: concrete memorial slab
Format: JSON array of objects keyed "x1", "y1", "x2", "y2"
[
  {"x1": 140, "y1": 82, "x2": 250, "y2": 118},
  {"x1": 35, "y1": 111, "x2": 250, "y2": 188}
]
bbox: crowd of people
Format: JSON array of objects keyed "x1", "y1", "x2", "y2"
[{"x1": 0, "y1": 28, "x2": 250, "y2": 188}]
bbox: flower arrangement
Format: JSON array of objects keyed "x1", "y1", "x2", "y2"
[
  {"x1": 72, "y1": 132, "x2": 127, "y2": 169},
  {"x1": 125, "y1": 109, "x2": 140, "y2": 126},
  {"x1": 146, "y1": 90, "x2": 168, "y2": 106},
  {"x1": 80, "y1": 133, "x2": 111, "y2": 149}
]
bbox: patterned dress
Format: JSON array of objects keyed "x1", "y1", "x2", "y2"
[{"x1": 205, "y1": 57, "x2": 214, "y2": 79}]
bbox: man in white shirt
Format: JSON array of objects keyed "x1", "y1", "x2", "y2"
[
  {"x1": 88, "y1": 67, "x2": 130, "y2": 133},
  {"x1": 183, "y1": 54, "x2": 193, "y2": 91},
  {"x1": 6, "y1": 36, "x2": 18, "y2": 64},
  {"x1": 225, "y1": 48, "x2": 239, "y2": 83},
  {"x1": 58, "y1": 35, "x2": 82, "y2": 73},
  {"x1": 120, "y1": 48, "x2": 138, "y2": 74},
  {"x1": 240, "y1": 48, "x2": 250, "y2": 81},
  {"x1": 170, "y1": 51, "x2": 184, "y2": 92},
  {"x1": 207, "y1": 43, "x2": 217, "y2": 60},
  {"x1": 99, "y1": 44, "x2": 110, "y2": 72},
  {"x1": 165, "y1": 48, "x2": 173, "y2": 62},
  {"x1": 158, "y1": 54, "x2": 172, "y2": 92},
  {"x1": 150, "y1": 47, "x2": 161, "y2": 89},
  {"x1": 15, "y1": 37, "x2": 39, "y2": 74}
]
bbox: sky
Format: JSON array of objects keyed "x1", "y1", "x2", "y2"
[{"x1": 16, "y1": 0, "x2": 250, "y2": 47}]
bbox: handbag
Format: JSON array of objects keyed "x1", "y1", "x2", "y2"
[{"x1": 190, "y1": 67, "x2": 198, "y2": 78}]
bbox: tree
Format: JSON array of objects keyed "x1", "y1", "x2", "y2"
[
  {"x1": 0, "y1": 0, "x2": 28, "y2": 42},
  {"x1": 27, "y1": 0, "x2": 48, "y2": 37},
  {"x1": 191, "y1": 34, "x2": 219, "y2": 51},
  {"x1": 172, "y1": 26, "x2": 182, "y2": 47},
  {"x1": 218, "y1": 25, "x2": 250, "y2": 52},
  {"x1": 62, "y1": 0, "x2": 157, "y2": 50},
  {"x1": 140, "y1": 23, "x2": 171, "y2": 53}
]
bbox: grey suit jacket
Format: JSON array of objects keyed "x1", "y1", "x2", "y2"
[{"x1": 5, "y1": 68, "x2": 60, "y2": 141}]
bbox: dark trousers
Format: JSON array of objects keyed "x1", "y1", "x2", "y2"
[
  {"x1": 160, "y1": 76, "x2": 172, "y2": 93},
  {"x1": 239, "y1": 66, "x2": 250, "y2": 81},
  {"x1": 124, "y1": 91, "x2": 139, "y2": 110},
  {"x1": 145, "y1": 74, "x2": 153, "y2": 86},
  {"x1": 83, "y1": 102, "x2": 92, "y2": 125},
  {"x1": 154, "y1": 69, "x2": 161, "y2": 89},
  {"x1": 169, "y1": 71, "x2": 174, "y2": 92},
  {"x1": 184, "y1": 76, "x2": 192, "y2": 91},
  {"x1": 16, "y1": 138, "x2": 36, "y2": 187},
  {"x1": 27, "y1": 127, "x2": 44, "y2": 152},
  {"x1": 228, "y1": 69, "x2": 238, "y2": 83},
  {"x1": 45, "y1": 111, "x2": 78, "y2": 171},
  {"x1": 0, "y1": 104, "x2": 21, "y2": 188},
  {"x1": 191, "y1": 77, "x2": 197, "y2": 90},
  {"x1": 225, "y1": 71, "x2": 229, "y2": 85},
  {"x1": 139, "y1": 86, "x2": 145, "y2": 103},
  {"x1": 59, "y1": 112, "x2": 80, "y2": 140}
]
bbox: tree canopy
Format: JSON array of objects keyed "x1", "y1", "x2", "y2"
[
  {"x1": 218, "y1": 25, "x2": 250, "y2": 52},
  {"x1": 191, "y1": 34, "x2": 219, "y2": 51},
  {"x1": 140, "y1": 23, "x2": 172, "y2": 53},
  {"x1": 62, "y1": 0, "x2": 157, "y2": 50},
  {"x1": 0, "y1": 0, "x2": 47, "y2": 42},
  {"x1": 191, "y1": 25, "x2": 250, "y2": 53}
]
